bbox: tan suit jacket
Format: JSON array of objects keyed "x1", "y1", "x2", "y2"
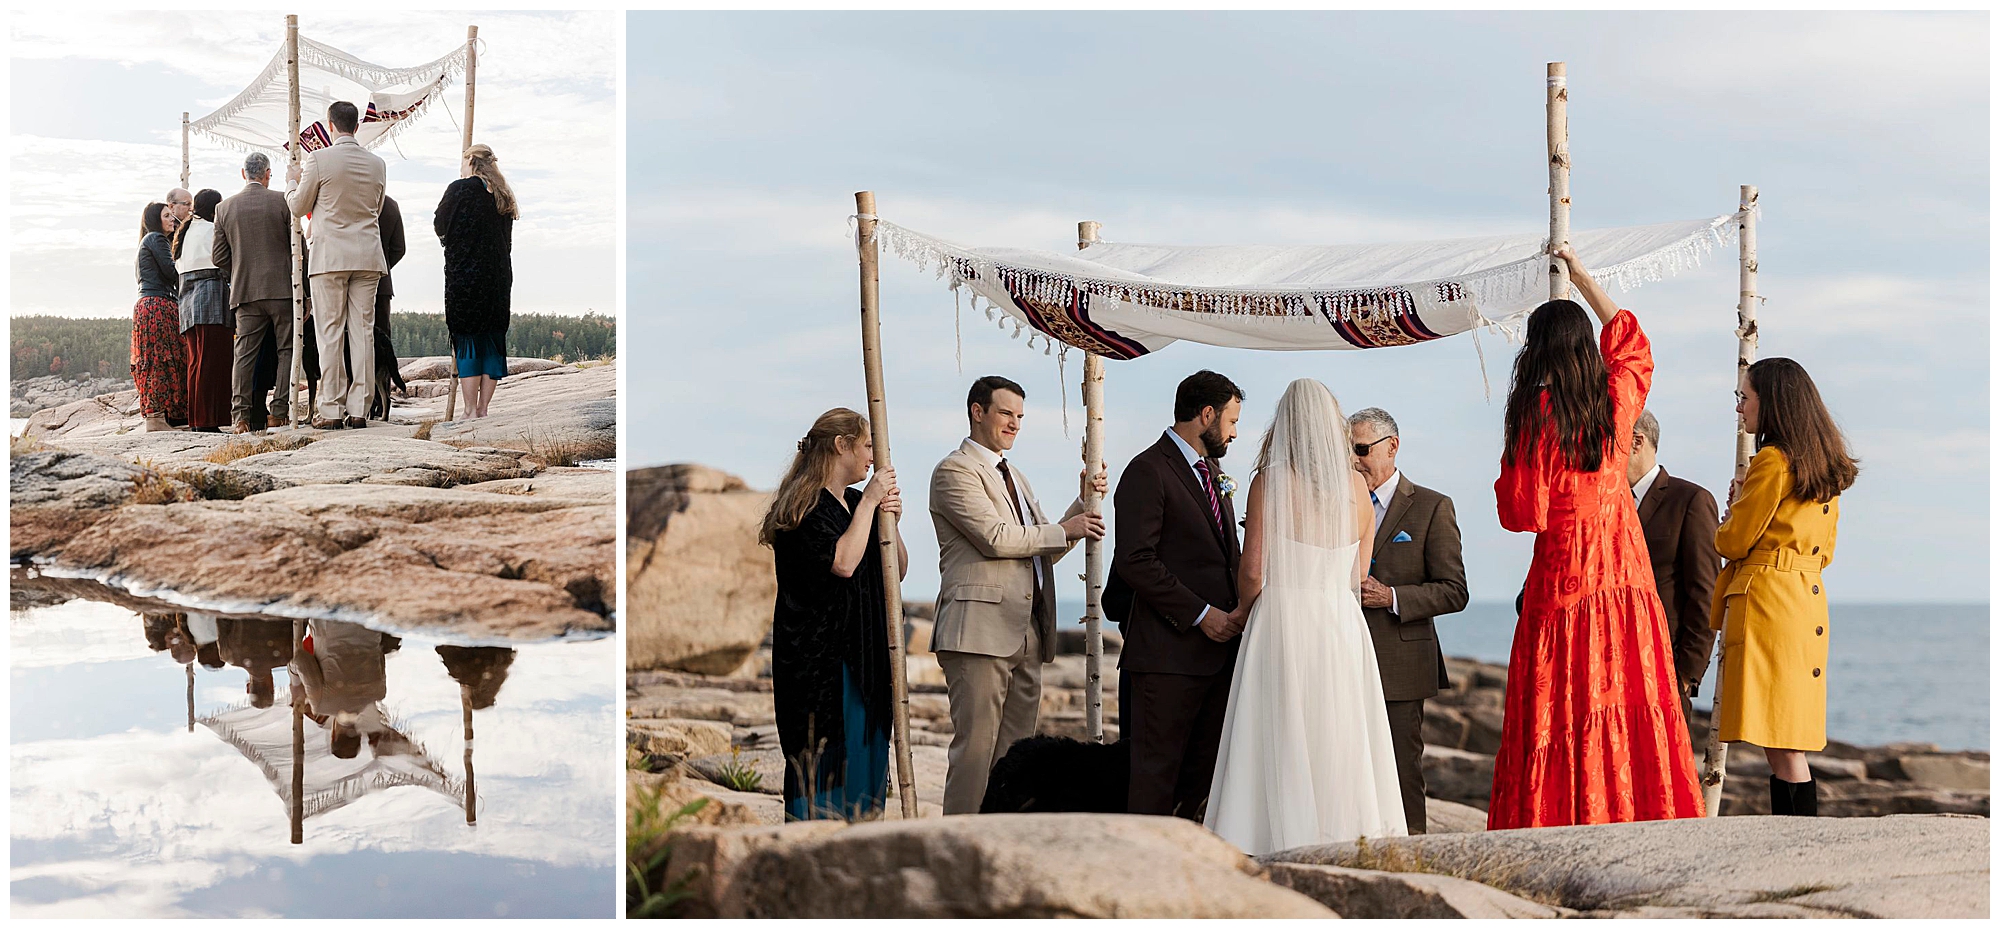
[
  {"x1": 286, "y1": 136, "x2": 388, "y2": 275},
  {"x1": 929, "y1": 439, "x2": 1082, "y2": 663}
]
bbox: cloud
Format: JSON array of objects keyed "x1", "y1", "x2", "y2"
[
  {"x1": 10, "y1": 11, "x2": 616, "y2": 319},
  {"x1": 626, "y1": 12, "x2": 1987, "y2": 602}
]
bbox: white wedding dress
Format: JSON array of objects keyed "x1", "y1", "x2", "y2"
[{"x1": 1204, "y1": 380, "x2": 1408, "y2": 855}]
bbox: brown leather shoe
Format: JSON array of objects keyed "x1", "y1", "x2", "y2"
[
  {"x1": 344, "y1": 416, "x2": 367, "y2": 429},
  {"x1": 232, "y1": 420, "x2": 254, "y2": 434},
  {"x1": 312, "y1": 418, "x2": 345, "y2": 430},
  {"x1": 270, "y1": 415, "x2": 291, "y2": 429}
]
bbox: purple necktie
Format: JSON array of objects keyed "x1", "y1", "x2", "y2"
[{"x1": 1193, "y1": 460, "x2": 1224, "y2": 534}]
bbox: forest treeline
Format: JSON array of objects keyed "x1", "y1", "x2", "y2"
[{"x1": 11, "y1": 312, "x2": 616, "y2": 381}]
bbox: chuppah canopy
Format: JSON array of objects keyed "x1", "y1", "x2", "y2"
[
  {"x1": 189, "y1": 34, "x2": 468, "y2": 154},
  {"x1": 202, "y1": 696, "x2": 465, "y2": 822},
  {"x1": 873, "y1": 214, "x2": 1737, "y2": 359}
]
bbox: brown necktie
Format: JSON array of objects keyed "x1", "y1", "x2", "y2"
[{"x1": 996, "y1": 460, "x2": 1048, "y2": 621}]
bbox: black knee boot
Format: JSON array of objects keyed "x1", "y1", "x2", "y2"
[
  {"x1": 1768, "y1": 775, "x2": 1793, "y2": 815},
  {"x1": 1790, "y1": 778, "x2": 1818, "y2": 816}
]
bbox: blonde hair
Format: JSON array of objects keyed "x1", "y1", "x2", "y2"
[
  {"x1": 464, "y1": 144, "x2": 518, "y2": 219},
  {"x1": 760, "y1": 408, "x2": 868, "y2": 546}
]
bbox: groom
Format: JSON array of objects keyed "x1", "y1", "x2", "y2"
[{"x1": 1105, "y1": 370, "x2": 1244, "y2": 820}]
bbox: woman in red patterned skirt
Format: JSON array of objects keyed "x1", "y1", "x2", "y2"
[
  {"x1": 1486, "y1": 246, "x2": 1704, "y2": 828},
  {"x1": 133, "y1": 202, "x2": 189, "y2": 431}
]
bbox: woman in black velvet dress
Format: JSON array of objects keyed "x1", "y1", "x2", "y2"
[
  {"x1": 759, "y1": 408, "x2": 908, "y2": 821},
  {"x1": 434, "y1": 143, "x2": 517, "y2": 419}
]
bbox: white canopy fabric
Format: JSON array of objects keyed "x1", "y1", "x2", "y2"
[
  {"x1": 189, "y1": 35, "x2": 467, "y2": 155},
  {"x1": 873, "y1": 215, "x2": 1738, "y2": 359},
  {"x1": 202, "y1": 695, "x2": 463, "y2": 821}
]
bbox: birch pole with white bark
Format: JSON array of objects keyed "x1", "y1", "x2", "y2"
[
  {"x1": 1702, "y1": 184, "x2": 1759, "y2": 816},
  {"x1": 286, "y1": 15, "x2": 307, "y2": 428},
  {"x1": 854, "y1": 191, "x2": 918, "y2": 819},
  {"x1": 180, "y1": 112, "x2": 190, "y2": 192},
  {"x1": 444, "y1": 25, "x2": 478, "y2": 422},
  {"x1": 1547, "y1": 61, "x2": 1571, "y2": 300},
  {"x1": 1076, "y1": 220, "x2": 1109, "y2": 744}
]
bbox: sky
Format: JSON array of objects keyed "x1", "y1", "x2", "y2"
[
  {"x1": 9, "y1": 10, "x2": 617, "y2": 319},
  {"x1": 639, "y1": 11, "x2": 1992, "y2": 606}
]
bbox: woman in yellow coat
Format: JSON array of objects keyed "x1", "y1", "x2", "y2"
[{"x1": 1712, "y1": 357, "x2": 1859, "y2": 816}]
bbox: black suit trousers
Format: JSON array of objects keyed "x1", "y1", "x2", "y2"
[{"x1": 1125, "y1": 665, "x2": 1233, "y2": 820}]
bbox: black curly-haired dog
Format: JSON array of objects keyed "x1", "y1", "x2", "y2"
[{"x1": 978, "y1": 734, "x2": 1131, "y2": 814}]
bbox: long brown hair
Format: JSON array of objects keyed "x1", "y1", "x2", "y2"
[
  {"x1": 464, "y1": 144, "x2": 519, "y2": 219},
  {"x1": 759, "y1": 408, "x2": 869, "y2": 546},
  {"x1": 1503, "y1": 299, "x2": 1614, "y2": 471},
  {"x1": 1748, "y1": 357, "x2": 1858, "y2": 503},
  {"x1": 140, "y1": 202, "x2": 168, "y2": 242}
]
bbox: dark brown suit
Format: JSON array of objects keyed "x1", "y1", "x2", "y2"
[
  {"x1": 212, "y1": 181, "x2": 294, "y2": 424},
  {"x1": 1637, "y1": 467, "x2": 1722, "y2": 732},
  {"x1": 1106, "y1": 433, "x2": 1241, "y2": 819},
  {"x1": 1363, "y1": 474, "x2": 1468, "y2": 834}
]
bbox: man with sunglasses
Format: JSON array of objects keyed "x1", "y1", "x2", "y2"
[{"x1": 1348, "y1": 407, "x2": 1467, "y2": 834}]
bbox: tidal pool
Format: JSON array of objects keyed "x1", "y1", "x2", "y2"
[{"x1": 9, "y1": 574, "x2": 617, "y2": 917}]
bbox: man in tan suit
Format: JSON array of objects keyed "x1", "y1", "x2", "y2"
[
  {"x1": 930, "y1": 376, "x2": 1106, "y2": 814},
  {"x1": 285, "y1": 100, "x2": 387, "y2": 429}
]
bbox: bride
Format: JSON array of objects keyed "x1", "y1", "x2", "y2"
[{"x1": 1204, "y1": 378, "x2": 1408, "y2": 854}]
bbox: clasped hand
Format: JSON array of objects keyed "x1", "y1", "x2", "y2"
[{"x1": 1359, "y1": 576, "x2": 1394, "y2": 609}]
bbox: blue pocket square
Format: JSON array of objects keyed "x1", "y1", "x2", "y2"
[{"x1": 1391, "y1": 531, "x2": 1413, "y2": 543}]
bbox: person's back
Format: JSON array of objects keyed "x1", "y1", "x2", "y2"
[
  {"x1": 295, "y1": 140, "x2": 388, "y2": 274},
  {"x1": 213, "y1": 182, "x2": 292, "y2": 303}
]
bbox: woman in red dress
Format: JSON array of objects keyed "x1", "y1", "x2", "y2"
[{"x1": 1487, "y1": 246, "x2": 1705, "y2": 829}]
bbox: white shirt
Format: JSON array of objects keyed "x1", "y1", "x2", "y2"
[
  {"x1": 1632, "y1": 463, "x2": 1663, "y2": 507},
  {"x1": 1165, "y1": 429, "x2": 1226, "y2": 627},
  {"x1": 174, "y1": 218, "x2": 218, "y2": 274},
  {"x1": 963, "y1": 438, "x2": 1044, "y2": 589},
  {"x1": 1367, "y1": 469, "x2": 1403, "y2": 616}
]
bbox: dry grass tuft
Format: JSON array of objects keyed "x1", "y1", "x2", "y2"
[
  {"x1": 1342, "y1": 836, "x2": 1564, "y2": 907},
  {"x1": 524, "y1": 423, "x2": 613, "y2": 468},
  {"x1": 204, "y1": 433, "x2": 313, "y2": 465},
  {"x1": 412, "y1": 419, "x2": 439, "y2": 441},
  {"x1": 128, "y1": 460, "x2": 196, "y2": 505},
  {"x1": 10, "y1": 432, "x2": 46, "y2": 459}
]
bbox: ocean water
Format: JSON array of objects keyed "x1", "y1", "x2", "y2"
[
  {"x1": 1058, "y1": 599, "x2": 1989, "y2": 751},
  {"x1": 10, "y1": 582, "x2": 618, "y2": 918}
]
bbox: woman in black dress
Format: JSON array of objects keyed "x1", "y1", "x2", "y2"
[
  {"x1": 434, "y1": 143, "x2": 517, "y2": 418},
  {"x1": 758, "y1": 408, "x2": 908, "y2": 821}
]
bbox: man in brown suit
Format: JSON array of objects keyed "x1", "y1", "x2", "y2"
[
  {"x1": 212, "y1": 151, "x2": 294, "y2": 432},
  {"x1": 286, "y1": 100, "x2": 387, "y2": 429},
  {"x1": 928, "y1": 376, "x2": 1105, "y2": 814},
  {"x1": 1349, "y1": 407, "x2": 1468, "y2": 834},
  {"x1": 1105, "y1": 370, "x2": 1245, "y2": 820},
  {"x1": 1629, "y1": 409, "x2": 1721, "y2": 736}
]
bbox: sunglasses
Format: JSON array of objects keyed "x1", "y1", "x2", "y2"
[{"x1": 1353, "y1": 435, "x2": 1393, "y2": 457}]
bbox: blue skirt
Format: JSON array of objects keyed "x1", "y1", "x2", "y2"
[
  {"x1": 785, "y1": 666, "x2": 890, "y2": 821},
  {"x1": 453, "y1": 332, "x2": 508, "y2": 379}
]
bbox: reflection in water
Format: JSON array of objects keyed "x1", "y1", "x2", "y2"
[{"x1": 12, "y1": 584, "x2": 615, "y2": 918}]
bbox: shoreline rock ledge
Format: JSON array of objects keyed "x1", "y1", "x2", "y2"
[{"x1": 9, "y1": 361, "x2": 616, "y2": 642}]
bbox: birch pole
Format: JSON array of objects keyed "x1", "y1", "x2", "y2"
[
  {"x1": 445, "y1": 25, "x2": 477, "y2": 422},
  {"x1": 286, "y1": 15, "x2": 307, "y2": 428},
  {"x1": 854, "y1": 191, "x2": 917, "y2": 819},
  {"x1": 180, "y1": 112, "x2": 190, "y2": 192},
  {"x1": 1547, "y1": 61, "x2": 1571, "y2": 300},
  {"x1": 186, "y1": 663, "x2": 195, "y2": 733},
  {"x1": 1076, "y1": 220, "x2": 1109, "y2": 744},
  {"x1": 463, "y1": 684, "x2": 478, "y2": 825},
  {"x1": 1702, "y1": 184, "x2": 1759, "y2": 816},
  {"x1": 291, "y1": 618, "x2": 306, "y2": 844}
]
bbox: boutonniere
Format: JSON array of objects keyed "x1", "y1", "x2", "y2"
[{"x1": 1216, "y1": 473, "x2": 1237, "y2": 498}]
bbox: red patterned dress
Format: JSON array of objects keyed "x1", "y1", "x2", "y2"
[{"x1": 1487, "y1": 309, "x2": 1704, "y2": 828}]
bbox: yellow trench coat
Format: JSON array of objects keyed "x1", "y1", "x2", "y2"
[{"x1": 1711, "y1": 446, "x2": 1839, "y2": 751}]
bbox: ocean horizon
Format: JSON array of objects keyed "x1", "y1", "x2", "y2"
[{"x1": 1047, "y1": 599, "x2": 1989, "y2": 751}]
